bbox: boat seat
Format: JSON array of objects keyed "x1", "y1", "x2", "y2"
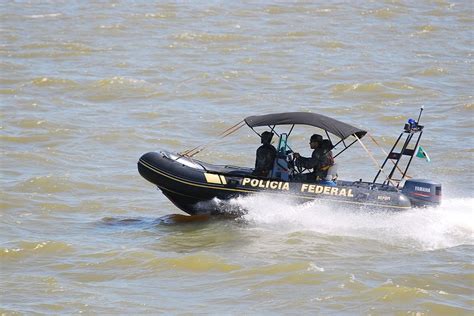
[{"x1": 325, "y1": 163, "x2": 338, "y2": 181}]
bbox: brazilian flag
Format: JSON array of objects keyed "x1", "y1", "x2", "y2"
[{"x1": 415, "y1": 146, "x2": 431, "y2": 162}]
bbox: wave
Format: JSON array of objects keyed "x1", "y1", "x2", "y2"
[
  {"x1": 25, "y1": 13, "x2": 62, "y2": 19},
  {"x1": 417, "y1": 67, "x2": 448, "y2": 77},
  {"x1": 31, "y1": 77, "x2": 78, "y2": 87},
  {"x1": 83, "y1": 76, "x2": 160, "y2": 101},
  {"x1": 1, "y1": 241, "x2": 73, "y2": 261},
  {"x1": 332, "y1": 82, "x2": 421, "y2": 95},
  {"x1": 13, "y1": 175, "x2": 99, "y2": 194},
  {"x1": 361, "y1": 7, "x2": 401, "y2": 19},
  {"x1": 171, "y1": 32, "x2": 249, "y2": 43}
]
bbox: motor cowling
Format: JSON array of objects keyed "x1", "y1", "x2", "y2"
[{"x1": 402, "y1": 179, "x2": 442, "y2": 207}]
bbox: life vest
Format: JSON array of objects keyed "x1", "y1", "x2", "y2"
[{"x1": 319, "y1": 151, "x2": 334, "y2": 171}]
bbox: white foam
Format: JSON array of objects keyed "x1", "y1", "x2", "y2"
[
  {"x1": 229, "y1": 194, "x2": 474, "y2": 251},
  {"x1": 26, "y1": 13, "x2": 62, "y2": 19}
]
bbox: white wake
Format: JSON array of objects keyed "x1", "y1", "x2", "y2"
[{"x1": 225, "y1": 194, "x2": 474, "y2": 250}]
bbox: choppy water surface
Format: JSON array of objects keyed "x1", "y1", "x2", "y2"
[{"x1": 1, "y1": 1, "x2": 473, "y2": 314}]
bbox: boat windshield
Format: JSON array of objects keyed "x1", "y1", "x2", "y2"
[{"x1": 277, "y1": 133, "x2": 289, "y2": 155}]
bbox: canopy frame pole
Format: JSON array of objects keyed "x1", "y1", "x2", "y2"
[
  {"x1": 269, "y1": 125, "x2": 277, "y2": 136},
  {"x1": 372, "y1": 133, "x2": 403, "y2": 184},
  {"x1": 355, "y1": 135, "x2": 399, "y2": 191},
  {"x1": 250, "y1": 124, "x2": 277, "y2": 137},
  {"x1": 368, "y1": 134, "x2": 411, "y2": 179},
  {"x1": 249, "y1": 126, "x2": 259, "y2": 137},
  {"x1": 333, "y1": 138, "x2": 358, "y2": 158},
  {"x1": 287, "y1": 124, "x2": 295, "y2": 138},
  {"x1": 251, "y1": 124, "x2": 280, "y2": 142},
  {"x1": 325, "y1": 131, "x2": 333, "y2": 145},
  {"x1": 251, "y1": 125, "x2": 296, "y2": 153},
  {"x1": 267, "y1": 125, "x2": 296, "y2": 153}
]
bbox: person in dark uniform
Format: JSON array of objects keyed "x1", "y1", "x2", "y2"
[
  {"x1": 253, "y1": 131, "x2": 277, "y2": 177},
  {"x1": 293, "y1": 134, "x2": 334, "y2": 181},
  {"x1": 319, "y1": 139, "x2": 335, "y2": 180}
]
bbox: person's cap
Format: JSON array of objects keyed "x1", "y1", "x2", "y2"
[
  {"x1": 261, "y1": 131, "x2": 274, "y2": 143},
  {"x1": 310, "y1": 134, "x2": 323, "y2": 143}
]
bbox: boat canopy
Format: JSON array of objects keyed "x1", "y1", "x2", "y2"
[{"x1": 244, "y1": 112, "x2": 367, "y2": 140}]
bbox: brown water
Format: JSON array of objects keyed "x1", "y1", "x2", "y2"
[{"x1": 1, "y1": 1, "x2": 473, "y2": 314}]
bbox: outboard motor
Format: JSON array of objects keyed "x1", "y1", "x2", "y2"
[{"x1": 402, "y1": 179, "x2": 442, "y2": 207}]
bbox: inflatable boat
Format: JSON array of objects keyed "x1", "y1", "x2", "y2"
[{"x1": 138, "y1": 109, "x2": 441, "y2": 215}]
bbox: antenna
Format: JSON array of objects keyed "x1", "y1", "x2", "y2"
[{"x1": 416, "y1": 106, "x2": 424, "y2": 124}]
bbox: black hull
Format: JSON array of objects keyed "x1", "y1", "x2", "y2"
[{"x1": 137, "y1": 151, "x2": 421, "y2": 215}]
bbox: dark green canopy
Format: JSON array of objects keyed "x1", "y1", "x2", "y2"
[{"x1": 244, "y1": 112, "x2": 367, "y2": 140}]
